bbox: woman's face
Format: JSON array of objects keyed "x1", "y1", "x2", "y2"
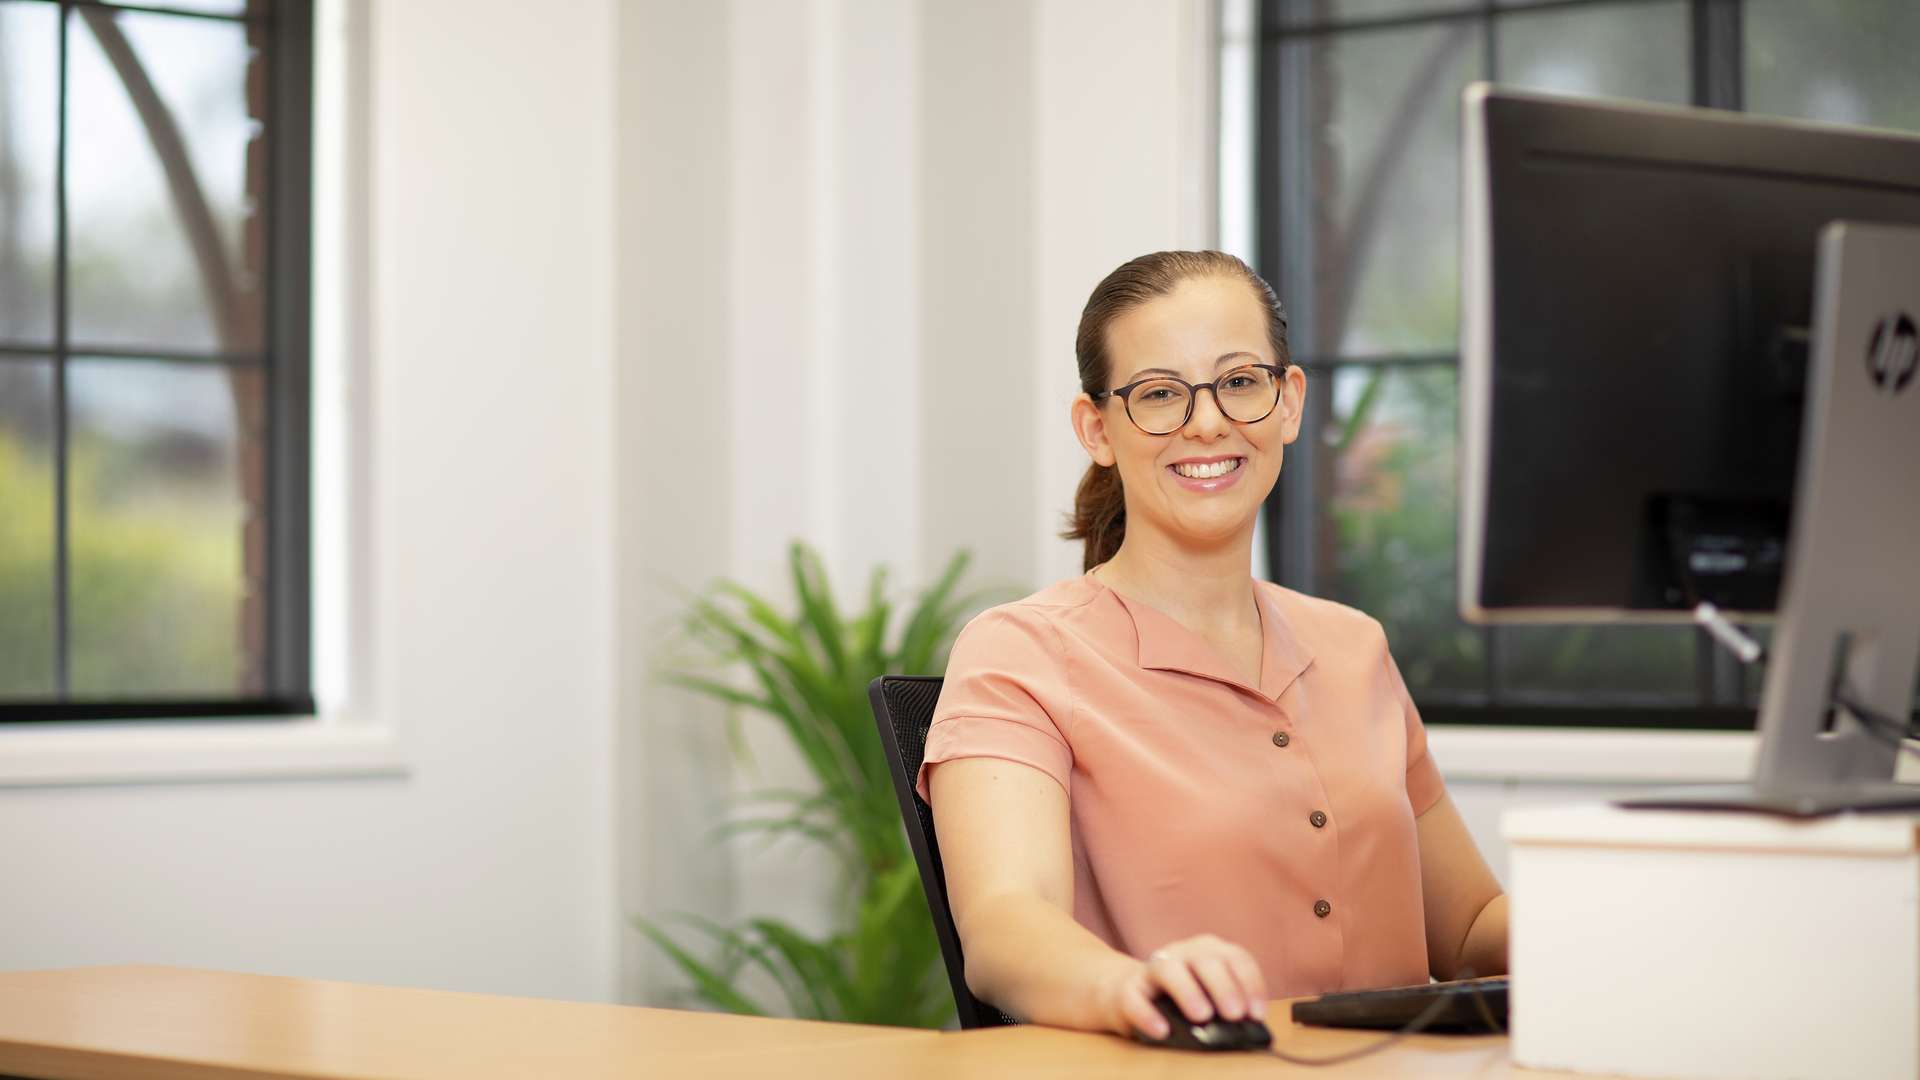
[{"x1": 1071, "y1": 275, "x2": 1306, "y2": 553}]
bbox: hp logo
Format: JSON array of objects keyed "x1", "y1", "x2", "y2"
[{"x1": 1865, "y1": 312, "x2": 1918, "y2": 394}]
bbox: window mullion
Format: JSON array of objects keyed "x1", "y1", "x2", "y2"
[
  {"x1": 1477, "y1": 0, "x2": 1499, "y2": 709},
  {"x1": 1691, "y1": 0, "x2": 1743, "y2": 110},
  {"x1": 52, "y1": 0, "x2": 71, "y2": 698},
  {"x1": 1481, "y1": 0, "x2": 1497, "y2": 83},
  {"x1": 265, "y1": 0, "x2": 314, "y2": 698},
  {"x1": 1259, "y1": 1, "x2": 1303, "y2": 589}
]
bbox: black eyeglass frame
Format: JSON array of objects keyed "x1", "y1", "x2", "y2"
[{"x1": 1091, "y1": 361, "x2": 1293, "y2": 435}]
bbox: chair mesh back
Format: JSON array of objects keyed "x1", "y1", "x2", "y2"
[{"x1": 868, "y1": 675, "x2": 1020, "y2": 1029}]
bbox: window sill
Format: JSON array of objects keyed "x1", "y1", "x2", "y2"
[
  {"x1": 0, "y1": 716, "x2": 409, "y2": 788},
  {"x1": 1426, "y1": 725, "x2": 1759, "y2": 785}
]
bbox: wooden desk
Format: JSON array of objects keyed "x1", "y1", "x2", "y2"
[{"x1": 0, "y1": 966, "x2": 1585, "y2": 1078}]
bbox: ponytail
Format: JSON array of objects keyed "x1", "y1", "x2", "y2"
[{"x1": 1064, "y1": 462, "x2": 1126, "y2": 572}]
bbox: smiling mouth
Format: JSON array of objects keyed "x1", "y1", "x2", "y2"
[{"x1": 1169, "y1": 457, "x2": 1245, "y2": 479}]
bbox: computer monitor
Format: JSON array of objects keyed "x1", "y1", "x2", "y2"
[{"x1": 1459, "y1": 85, "x2": 1920, "y2": 813}]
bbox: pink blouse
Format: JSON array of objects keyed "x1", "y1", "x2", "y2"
[{"x1": 915, "y1": 573, "x2": 1447, "y2": 998}]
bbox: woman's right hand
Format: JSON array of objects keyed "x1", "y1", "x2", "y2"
[{"x1": 1097, "y1": 934, "x2": 1270, "y2": 1039}]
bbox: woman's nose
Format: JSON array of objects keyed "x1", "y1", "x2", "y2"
[{"x1": 1184, "y1": 386, "x2": 1232, "y2": 435}]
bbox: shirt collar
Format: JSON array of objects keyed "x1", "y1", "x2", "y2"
[{"x1": 1099, "y1": 579, "x2": 1314, "y2": 702}]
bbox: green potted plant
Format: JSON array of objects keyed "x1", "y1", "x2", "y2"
[{"x1": 637, "y1": 542, "x2": 1004, "y2": 1028}]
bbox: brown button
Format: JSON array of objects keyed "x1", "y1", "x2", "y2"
[
  {"x1": 1271, "y1": 731, "x2": 1290, "y2": 748},
  {"x1": 1309, "y1": 810, "x2": 1328, "y2": 829},
  {"x1": 1314, "y1": 899, "x2": 1332, "y2": 918}
]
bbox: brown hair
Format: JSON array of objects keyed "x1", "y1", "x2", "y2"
[{"x1": 1061, "y1": 250, "x2": 1291, "y2": 572}]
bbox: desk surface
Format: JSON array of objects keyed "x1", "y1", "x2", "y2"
[{"x1": 0, "y1": 965, "x2": 1592, "y2": 1079}]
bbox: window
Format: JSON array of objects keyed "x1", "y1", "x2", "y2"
[
  {"x1": 1254, "y1": 0, "x2": 1919, "y2": 727},
  {"x1": 0, "y1": 0, "x2": 312, "y2": 721}
]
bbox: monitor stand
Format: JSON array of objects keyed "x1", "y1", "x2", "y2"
[{"x1": 1617, "y1": 222, "x2": 1920, "y2": 818}]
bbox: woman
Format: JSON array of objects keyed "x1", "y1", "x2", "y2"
[{"x1": 913, "y1": 250, "x2": 1508, "y2": 1040}]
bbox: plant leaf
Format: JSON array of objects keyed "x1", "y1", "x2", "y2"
[
  {"x1": 789, "y1": 543, "x2": 851, "y2": 682},
  {"x1": 896, "y1": 550, "x2": 973, "y2": 674},
  {"x1": 710, "y1": 816, "x2": 854, "y2": 863},
  {"x1": 852, "y1": 565, "x2": 891, "y2": 672},
  {"x1": 749, "y1": 917, "x2": 855, "y2": 1020},
  {"x1": 665, "y1": 913, "x2": 814, "y2": 1019},
  {"x1": 662, "y1": 673, "x2": 776, "y2": 714},
  {"x1": 715, "y1": 581, "x2": 807, "y2": 651},
  {"x1": 632, "y1": 916, "x2": 767, "y2": 1016}
]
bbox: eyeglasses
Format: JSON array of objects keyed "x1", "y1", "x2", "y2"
[{"x1": 1091, "y1": 362, "x2": 1289, "y2": 436}]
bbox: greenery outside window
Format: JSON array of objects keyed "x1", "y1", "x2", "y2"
[
  {"x1": 1255, "y1": 0, "x2": 1920, "y2": 728},
  {"x1": 0, "y1": 0, "x2": 312, "y2": 721}
]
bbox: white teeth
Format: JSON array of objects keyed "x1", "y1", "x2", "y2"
[{"x1": 1172, "y1": 458, "x2": 1243, "y2": 479}]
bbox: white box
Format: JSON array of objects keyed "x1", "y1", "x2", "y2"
[{"x1": 1504, "y1": 802, "x2": 1920, "y2": 1080}]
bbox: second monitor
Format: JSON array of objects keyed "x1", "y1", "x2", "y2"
[{"x1": 1458, "y1": 85, "x2": 1920, "y2": 623}]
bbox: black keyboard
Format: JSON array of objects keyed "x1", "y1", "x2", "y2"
[{"x1": 1290, "y1": 977, "x2": 1508, "y2": 1034}]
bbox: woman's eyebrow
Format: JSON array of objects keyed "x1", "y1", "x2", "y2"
[
  {"x1": 1119, "y1": 352, "x2": 1262, "y2": 385},
  {"x1": 1119, "y1": 366, "x2": 1182, "y2": 384}
]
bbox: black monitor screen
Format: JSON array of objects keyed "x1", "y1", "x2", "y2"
[{"x1": 1462, "y1": 88, "x2": 1920, "y2": 618}]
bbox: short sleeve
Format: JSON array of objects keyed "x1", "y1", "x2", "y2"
[
  {"x1": 914, "y1": 607, "x2": 1074, "y2": 802},
  {"x1": 1385, "y1": 648, "x2": 1446, "y2": 816}
]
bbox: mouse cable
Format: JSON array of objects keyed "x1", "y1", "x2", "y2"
[{"x1": 1266, "y1": 974, "x2": 1504, "y2": 1068}]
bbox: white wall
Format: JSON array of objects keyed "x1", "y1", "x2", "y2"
[
  {"x1": 615, "y1": 0, "x2": 739, "y2": 1011},
  {"x1": 0, "y1": 0, "x2": 620, "y2": 1003},
  {"x1": 918, "y1": 0, "x2": 1037, "y2": 588}
]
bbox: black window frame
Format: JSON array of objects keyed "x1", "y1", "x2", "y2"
[
  {"x1": 0, "y1": 0, "x2": 314, "y2": 723},
  {"x1": 1255, "y1": 0, "x2": 1756, "y2": 730}
]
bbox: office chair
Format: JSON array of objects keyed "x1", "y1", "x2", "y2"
[{"x1": 868, "y1": 675, "x2": 1021, "y2": 1029}]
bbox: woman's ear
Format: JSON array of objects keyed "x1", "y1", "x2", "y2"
[
  {"x1": 1276, "y1": 364, "x2": 1308, "y2": 445},
  {"x1": 1071, "y1": 393, "x2": 1118, "y2": 468}
]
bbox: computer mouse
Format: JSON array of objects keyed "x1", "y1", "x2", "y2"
[{"x1": 1135, "y1": 992, "x2": 1273, "y2": 1052}]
